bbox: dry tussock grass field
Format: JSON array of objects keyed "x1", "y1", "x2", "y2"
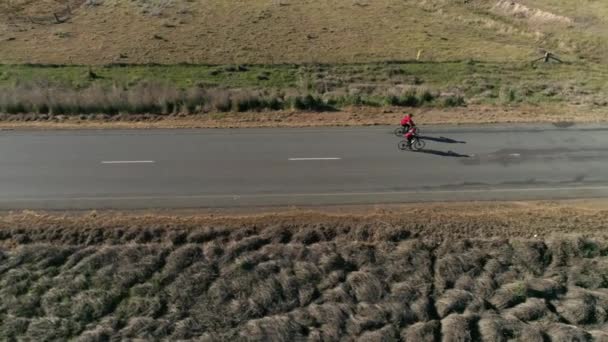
[{"x1": 1, "y1": 201, "x2": 608, "y2": 340}]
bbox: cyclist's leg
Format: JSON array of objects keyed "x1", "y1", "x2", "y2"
[{"x1": 405, "y1": 131, "x2": 413, "y2": 148}]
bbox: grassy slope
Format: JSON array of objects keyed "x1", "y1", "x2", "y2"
[{"x1": 0, "y1": 0, "x2": 607, "y2": 65}]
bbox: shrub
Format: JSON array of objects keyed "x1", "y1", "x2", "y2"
[
  {"x1": 115, "y1": 295, "x2": 165, "y2": 319},
  {"x1": 71, "y1": 290, "x2": 118, "y2": 323},
  {"x1": 385, "y1": 91, "x2": 420, "y2": 107},
  {"x1": 554, "y1": 291, "x2": 598, "y2": 325},
  {"x1": 401, "y1": 320, "x2": 440, "y2": 342},
  {"x1": 25, "y1": 317, "x2": 76, "y2": 341},
  {"x1": 546, "y1": 323, "x2": 592, "y2": 342},
  {"x1": 207, "y1": 89, "x2": 232, "y2": 112},
  {"x1": 327, "y1": 94, "x2": 384, "y2": 108},
  {"x1": 267, "y1": 97, "x2": 284, "y2": 110},
  {"x1": 500, "y1": 86, "x2": 518, "y2": 104},
  {"x1": 345, "y1": 271, "x2": 385, "y2": 303},
  {"x1": 419, "y1": 90, "x2": 436, "y2": 103},
  {"x1": 4, "y1": 101, "x2": 28, "y2": 114},
  {"x1": 441, "y1": 314, "x2": 474, "y2": 342},
  {"x1": 76, "y1": 325, "x2": 113, "y2": 342},
  {"x1": 436, "y1": 289, "x2": 474, "y2": 318},
  {"x1": 441, "y1": 95, "x2": 466, "y2": 107},
  {"x1": 231, "y1": 92, "x2": 285, "y2": 112},
  {"x1": 507, "y1": 298, "x2": 549, "y2": 321},
  {"x1": 478, "y1": 314, "x2": 526, "y2": 341},
  {"x1": 357, "y1": 325, "x2": 397, "y2": 341},
  {"x1": 292, "y1": 94, "x2": 332, "y2": 111},
  {"x1": 490, "y1": 282, "x2": 528, "y2": 310},
  {"x1": 0, "y1": 316, "x2": 30, "y2": 340},
  {"x1": 233, "y1": 93, "x2": 263, "y2": 112},
  {"x1": 117, "y1": 317, "x2": 158, "y2": 339},
  {"x1": 241, "y1": 316, "x2": 307, "y2": 341},
  {"x1": 519, "y1": 325, "x2": 546, "y2": 342},
  {"x1": 590, "y1": 330, "x2": 608, "y2": 341}
]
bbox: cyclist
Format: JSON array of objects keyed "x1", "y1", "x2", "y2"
[
  {"x1": 400, "y1": 113, "x2": 416, "y2": 147},
  {"x1": 405, "y1": 126, "x2": 418, "y2": 148},
  {"x1": 400, "y1": 113, "x2": 415, "y2": 133}
]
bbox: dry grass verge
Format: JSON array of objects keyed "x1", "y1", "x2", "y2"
[
  {"x1": 0, "y1": 104, "x2": 606, "y2": 130},
  {"x1": 1, "y1": 200, "x2": 608, "y2": 340}
]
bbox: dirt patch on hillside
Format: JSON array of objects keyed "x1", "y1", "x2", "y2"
[
  {"x1": 1, "y1": 200, "x2": 608, "y2": 340},
  {"x1": 493, "y1": 0, "x2": 573, "y2": 25},
  {"x1": 0, "y1": 105, "x2": 605, "y2": 130}
]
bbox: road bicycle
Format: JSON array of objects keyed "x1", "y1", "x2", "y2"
[{"x1": 398, "y1": 128, "x2": 426, "y2": 151}]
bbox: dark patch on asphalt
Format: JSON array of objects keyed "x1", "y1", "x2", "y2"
[
  {"x1": 501, "y1": 178, "x2": 545, "y2": 186},
  {"x1": 432, "y1": 178, "x2": 605, "y2": 192},
  {"x1": 566, "y1": 174, "x2": 586, "y2": 183},
  {"x1": 433, "y1": 182, "x2": 489, "y2": 190},
  {"x1": 553, "y1": 121, "x2": 576, "y2": 128}
]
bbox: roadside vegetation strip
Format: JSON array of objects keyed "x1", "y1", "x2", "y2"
[{"x1": 0, "y1": 61, "x2": 606, "y2": 118}]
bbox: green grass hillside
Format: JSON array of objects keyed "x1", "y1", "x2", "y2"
[{"x1": 1, "y1": 0, "x2": 607, "y2": 65}]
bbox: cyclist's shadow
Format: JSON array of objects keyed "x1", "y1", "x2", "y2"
[
  {"x1": 419, "y1": 135, "x2": 466, "y2": 144},
  {"x1": 415, "y1": 149, "x2": 470, "y2": 158},
  {"x1": 416, "y1": 135, "x2": 468, "y2": 157}
]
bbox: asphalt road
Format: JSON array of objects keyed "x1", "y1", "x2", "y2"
[{"x1": 1, "y1": 124, "x2": 608, "y2": 209}]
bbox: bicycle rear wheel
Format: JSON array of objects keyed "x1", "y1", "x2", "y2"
[
  {"x1": 394, "y1": 127, "x2": 404, "y2": 137},
  {"x1": 398, "y1": 140, "x2": 410, "y2": 151}
]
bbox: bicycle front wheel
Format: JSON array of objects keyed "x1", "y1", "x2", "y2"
[{"x1": 412, "y1": 138, "x2": 426, "y2": 151}]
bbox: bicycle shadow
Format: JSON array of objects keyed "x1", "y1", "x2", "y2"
[
  {"x1": 419, "y1": 136, "x2": 466, "y2": 144},
  {"x1": 416, "y1": 149, "x2": 470, "y2": 158}
]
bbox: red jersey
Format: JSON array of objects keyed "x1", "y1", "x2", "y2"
[{"x1": 401, "y1": 115, "x2": 414, "y2": 126}]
